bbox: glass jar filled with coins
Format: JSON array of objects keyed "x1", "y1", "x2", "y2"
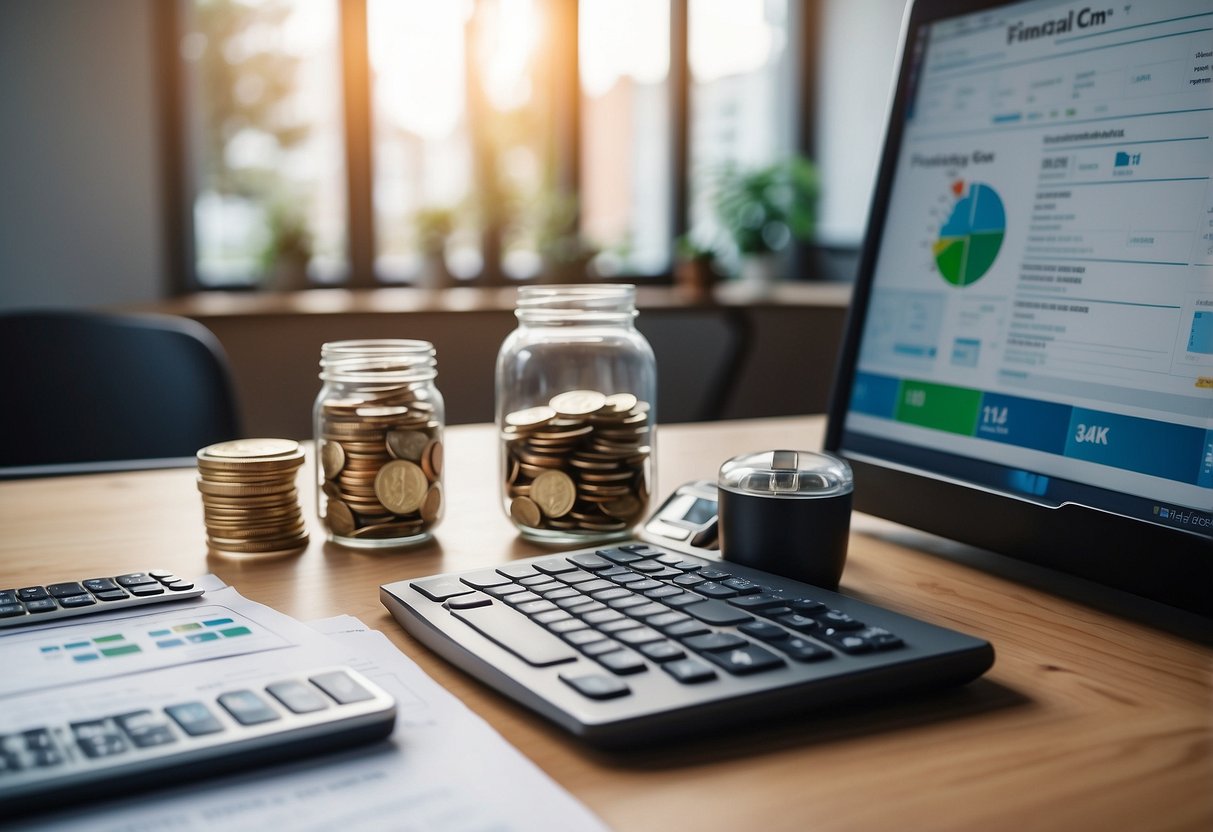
[
  {"x1": 496, "y1": 285, "x2": 657, "y2": 544},
  {"x1": 314, "y1": 340, "x2": 445, "y2": 548}
]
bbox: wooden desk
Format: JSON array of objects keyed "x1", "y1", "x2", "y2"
[{"x1": 2, "y1": 417, "x2": 1210, "y2": 831}]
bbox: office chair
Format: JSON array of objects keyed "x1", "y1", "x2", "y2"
[{"x1": 0, "y1": 310, "x2": 242, "y2": 476}]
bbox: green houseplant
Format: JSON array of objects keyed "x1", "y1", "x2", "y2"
[
  {"x1": 413, "y1": 206, "x2": 457, "y2": 288},
  {"x1": 712, "y1": 156, "x2": 819, "y2": 292},
  {"x1": 260, "y1": 203, "x2": 313, "y2": 291}
]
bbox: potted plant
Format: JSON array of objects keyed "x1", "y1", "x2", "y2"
[
  {"x1": 260, "y1": 203, "x2": 313, "y2": 291},
  {"x1": 674, "y1": 234, "x2": 720, "y2": 302},
  {"x1": 712, "y1": 156, "x2": 819, "y2": 294},
  {"x1": 533, "y1": 191, "x2": 597, "y2": 284},
  {"x1": 413, "y1": 206, "x2": 457, "y2": 289}
]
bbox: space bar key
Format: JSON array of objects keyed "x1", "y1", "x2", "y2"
[{"x1": 449, "y1": 604, "x2": 578, "y2": 667}]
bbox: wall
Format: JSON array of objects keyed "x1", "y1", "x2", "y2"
[{"x1": 0, "y1": 0, "x2": 166, "y2": 310}]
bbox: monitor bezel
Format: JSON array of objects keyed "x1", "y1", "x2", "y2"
[{"x1": 823, "y1": 0, "x2": 1213, "y2": 617}]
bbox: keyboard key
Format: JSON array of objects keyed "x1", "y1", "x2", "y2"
[
  {"x1": 165, "y1": 702, "x2": 224, "y2": 736},
  {"x1": 71, "y1": 719, "x2": 129, "y2": 758},
  {"x1": 623, "y1": 602, "x2": 670, "y2": 619},
  {"x1": 533, "y1": 609, "x2": 572, "y2": 625},
  {"x1": 266, "y1": 680, "x2": 330, "y2": 713},
  {"x1": 605, "y1": 595, "x2": 648, "y2": 611},
  {"x1": 47, "y1": 582, "x2": 86, "y2": 598},
  {"x1": 694, "y1": 582, "x2": 738, "y2": 599},
  {"x1": 597, "y1": 650, "x2": 648, "y2": 675},
  {"x1": 775, "y1": 613, "x2": 819, "y2": 633},
  {"x1": 627, "y1": 579, "x2": 664, "y2": 592},
  {"x1": 116, "y1": 573, "x2": 158, "y2": 588},
  {"x1": 461, "y1": 570, "x2": 514, "y2": 590},
  {"x1": 451, "y1": 605, "x2": 578, "y2": 666},
  {"x1": 788, "y1": 598, "x2": 827, "y2": 614},
  {"x1": 0, "y1": 603, "x2": 24, "y2": 618},
  {"x1": 518, "y1": 574, "x2": 554, "y2": 587},
  {"x1": 730, "y1": 593, "x2": 788, "y2": 611},
  {"x1": 738, "y1": 621, "x2": 788, "y2": 642},
  {"x1": 816, "y1": 611, "x2": 864, "y2": 631},
  {"x1": 647, "y1": 611, "x2": 690, "y2": 630},
  {"x1": 569, "y1": 553, "x2": 612, "y2": 570},
  {"x1": 557, "y1": 570, "x2": 599, "y2": 585},
  {"x1": 310, "y1": 670, "x2": 376, "y2": 705},
  {"x1": 541, "y1": 587, "x2": 582, "y2": 601},
  {"x1": 608, "y1": 572, "x2": 647, "y2": 585},
  {"x1": 582, "y1": 639, "x2": 623, "y2": 657},
  {"x1": 599, "y1": 618, "x2": 642, "y2": 634},
  {"x1": 484, "y1": 584, "x2": 525, "y2": 599},
  {"x1": 775, "y1": 637, "x2": 833, "y2": 662},
  {"x1": 648, "y1": 567, "x2": 685, "y2": 579},
  {"x1": 701, "y1": 645, "x2": 785, "y2": 676},
  {"x1": 501, "y1": 591, "x2": 541, "y2": 606},
  {"x1": 663, "y1": 658, "x2": 717, "y2": 684},
  {"x1": 548, "y1": 618, "x2": 590, "y2": 634},
  {"x1": 663, "y1": 620, "x2": 711, "y2": 639},
  {"x1": 555, "y1": 595, "x2": 594, "y2": 610},
  {"x1": 638, "y1": 640, "x2": 686, "y2": 663},
  {"x1": 589, "y1": 587, "x2": 632, "y2": 603},
  {"x1": 614, "y1": 627, "x2": 664, "y2": 646},
  {"x1": 577, "y1": 579, "x2": 616, "y2": 593},
  {"x1": 516, "y1": 599, "x2": 558, "y2": 616},
  {"x1": 721, "y1": 578, "x2": 762, "y2": 594},
  {"x1": 25, "y1": 599, "x2": 58, "y2": 613},
  {"x1": 672, "y1": 573, "x2": 705, "y2": 587},
  {"x1": 598, "y1": 548, "x2": 644, "y2": 564},
  {"x1": 446, "y1": 592, "x2": 493, "y2": 610},
  {"x1": 643, "y1": 585, "x2": 683, "y2": 600},
  {"x1": 533, "y1": 558, "x2": 577, "y2": 574},
  {"x1": 629, "y1": 560, "x2": 666, "y2": 573},
  {"x1": 17, "y1": 587, "x2": 49, "y2": 602},
  {"x1": 497, "y1": 563, "x2": 539, "y2": 580},
  {"x1": 683, "y1": 600, "x2": 754, "y2": 626},
  {"x1": 817, "y1": 627, "x2": 904, "y2": 654},
  {"x1": 566, "y1": 600, "x2": 607, "y2": 616},
  {"x1": 22, "y1": 728, "x2": 64, "y2": 767},
  {"x1": 683, "y1": 632, "x2": 748, "y2": 652},
  {"x1": 583, "y1": 608, "x2": 625, "y2": 625},
  {"x1": 82, "y1": 578, "x2": 119, "y2": 593},
  {"x1": 59, "y1": 594, "x2": 97, "y2": 608},
  {"x1": 663, "y1": 592, "x2": 707, "y2": 608},
  {"x1": 114, "y1": 711, "x2": 178, "y2": 748},
  {"x1": 0, "y1": 590, "x2": 16, "y2": 605},
  {"x1": 697, "y1": 569, "x2": 732, "y2": 581},
  {"x1": 412, "y1": 577, "x2": 474, "y2": 602},
  {"x1": 564, "y1": 629, "x2": 608, "y2": 647},
  {"x1": 218, "y1": 690, "x2": 280, "y2": 725},
  {"x1": 93, "y1": 590, "x2": 129, "y2": 602},
  {"x1": 525, "y1": 581, "x2": 564, "y2": 594},
  {"x1": 127, "y1": 585, "x2": 166, "y2": 597},
  {"x1": 560, "y1": 672, "x2": 631, "y2": 700}
]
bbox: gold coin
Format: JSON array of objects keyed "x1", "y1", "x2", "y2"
[
  {"x1": 386, "y1": 429, "x2": 429, "y2": 462},
  {"x1": 421, "y1": 439, "x2": 443, "y2": 480},
  {"x1": 200, "y1": 438, "x2": 300, "y2": 460},
  {"x1": 549, "y1": 390, "x2": 606, "y2": 417},
  {"x1": 420, "y1": 483, "x2": 442, "y2": 522},
  {"x1": 196, "y1": 479, "x2": 297, "y2": 498},
  {"x1": 208, "y1": 533, "x2": 309, "y2": 553},
  {"x1": 326, "y1": 500, "x2": 357, "y2": 535},
  {"x1": 510, "y1": 496, "x2": 542, "y2": 527},
  {"x1": 320, "y1": 440, "x2": 346, "y2": 479},
  {"x1": 603, "y1": 393, "x2": 638, "y2": 413},
  {"x1": 504, "y1": 406, "x2": 556, "y2": 429},
  {"x1": 355, "y1": 405, "x2": 410, "y2": 418},
  {"x1": 530, "y1": 470, "x2": 576, "y2": 518},
  {"x1": 349, "y1": 521, "x2": 425, "y2": 539},
  {"x1": 601, "y1": 495, "x2": 642, "y2": 519},
  {"x1": 374, "y1": 459, "x2": 428, "y2": 515}
]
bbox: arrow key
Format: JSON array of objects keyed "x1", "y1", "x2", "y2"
[{"x1": 701, "y1": 644, "x2": 785, "y2": 676}]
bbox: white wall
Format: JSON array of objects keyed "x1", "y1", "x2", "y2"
[
  {"x1": 0, "y1": 0, "x2": 167, "y2": 310},
  {"x1": 813, "y1": 0, "x2": 910, "y2": 247}
]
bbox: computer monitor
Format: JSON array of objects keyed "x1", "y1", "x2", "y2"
[{"x1": 825, "y1": 0, "x2": 1212, "y2": 616}]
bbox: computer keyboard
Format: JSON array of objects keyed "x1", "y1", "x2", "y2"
[
  {"x1": 381, "y1": 543, "x2": 994, "y2": 747},
  {"x1": 0, "y1": 665, "x2": 396, "y2": 813}
]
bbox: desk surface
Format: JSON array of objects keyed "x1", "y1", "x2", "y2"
[{"x1": 2, "y1": 417, "x2": 1209, "y2": 831}]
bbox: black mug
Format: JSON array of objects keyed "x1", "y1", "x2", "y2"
[{"x1": 718, "y1": 450, "x2": 853, "y2": 590}]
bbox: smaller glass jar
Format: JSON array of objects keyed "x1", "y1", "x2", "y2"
[
  {"x1": 314, "y1": 340, "x2": 444, "y2": 548},
  {"x1": 496, "y1": 285, "x2": 657, "y2": 544}
]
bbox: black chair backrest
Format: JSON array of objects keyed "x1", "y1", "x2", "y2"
[{"x1": 0, "y1": 310, "x2": 241, "y2": 470}]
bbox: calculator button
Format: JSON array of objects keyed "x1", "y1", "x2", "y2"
[
  {"x1": 559, "y1": 672, "x2": 631, "y2": 700},
  {"x1": 116, "y1": 573, "x2": 157, "y2": 588},
  {"x1": 445, "y1": 592, "x2": 493, "y2": 610},
  {"x1": 47, "y1": 582, "x2": 86, "y2": 598},
  {"x1": 596, "y1": 650, "x2": 648, "y2": 675},
  {"x1": 694, "y1": 582, "x2": 738, "y2": 599},
  {"x1": 567, "y1": 553, "x2": 612, "y2": 571},
  {"x1": 218, "y1": 691, "x2": 280, "y2": 725},
  {"x1": 94, "y1": 590, "x2": 129, "y2": 602},
  {"x1": 309, "y1": 670, "x2": 375, "y2": 705},
  {"x1": 18, "y1": 587, "x2": 49, "y2": 602},
  {"x1": 683, "y1": 632, "x2": 748, "y2": 653},
  {"x1": 22, "y1": 729, "x2": 64, "y2": 767},
  {"x1": 115, "y1": 711, "x2": 178, "y2": 748},
  {"x1": 149, "y1": 569, "x2": 175, "y2": 579},
  {"x1": 71, "y1": 719, "x2": 129, "y2": 758},
  {"x1": 165, "y1": 702, "x2": 225, "y2": 736},
  {"x1": 59, "y1": 594, "x2": 97, "y2": 608},
  {"x1": 25, "y1": 599, "x2": 58, "y2": 613},
  {"x1": 637, "y1": 641, "x2": 686, "y2": 663},
  {"x1": 738, "y1": 621, "x2": 788, "y2": 642},
  {"x1": 267, "y1": 680, "x2": 330, "y2": 714},
  {"x1": 701, "y1": 645, "x2": 786, "y2": 676},
  {"x1": 0, "y1": 590, "x2": 18, "y2": 605},
  {"x1": 150, "y1": 574, "x2": 179, "y2": 584},
  {"x1": 533, "y1": 558, "x2": 578, "y2": 575},
  {"x1": 82, "y1": 578, "x2": 119, "y2": 593},
  {"x1": 776, "y1": 637, "x2": 834, "y2": 662},
  {"x1": 682, "y1": 600, "x2": 754, "y2": 626},
  {"x1": 0, "y1": 603, "x2": 25, "y2": 618},
  {"x1": 127, "y1": 584, "x2": 165, "y2": 597},
  {"x1": 662, "y1": 658, "x2": 717, "y2": 684},
  {"x1": 164, "y1": 580, "x2": 195, "y2": 591},
  {"x1": 730, "y1": 593, "x2": 788, "y2": 611}
]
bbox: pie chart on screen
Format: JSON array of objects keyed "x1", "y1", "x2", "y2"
[{"x1": 933, "y1": 181, "x2": 1005, "y2": 286}]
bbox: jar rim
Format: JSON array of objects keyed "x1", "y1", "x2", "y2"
[
  {"x1": 319, "y1": 339, "x2": 437, "y2": 382},
  {"x1": 515, "y1": 284, "x2": 636, "y2": 323}
]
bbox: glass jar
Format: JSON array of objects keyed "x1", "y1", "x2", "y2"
[
  {"x1": 496, "y1": 285, "x2": 657, "y2": 544},
  {"x1": 314, "y1": 340, "x2": 445, "y2": 548}
]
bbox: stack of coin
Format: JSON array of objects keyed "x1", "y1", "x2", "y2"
[
  {"x1": 503, "y1": 389, "x2": 651, "y2": 537},
  {"x1": 196, "y1": 439, "x2": 309, "y2": 555},
  {"x1": 317, "y1": 391, "x2": 443, "y2": 544}
]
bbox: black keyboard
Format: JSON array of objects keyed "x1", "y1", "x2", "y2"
[{"x1": 381, "y1": 543, "x2": 994, "y2": 747}]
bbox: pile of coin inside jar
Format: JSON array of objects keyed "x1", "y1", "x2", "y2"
[
  {"x1": 196, "y1": 439, "x2": 309, "y2": 555},
  {"x1": 317, "y1": 394, "x2": 443, "y2": 543},
  {"x1": 503, "y1": 389, "x2": 651, "y2": 537}
]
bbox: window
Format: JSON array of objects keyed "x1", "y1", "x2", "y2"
[{"x1": 173, "y1": 0, "x2": 813, "y2": 289}]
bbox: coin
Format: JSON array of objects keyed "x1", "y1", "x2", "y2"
[
  {"x1": 200, "y1": 438, "x2": 300, "y2": 460},
  {"x1": 421, "y1": 439, "x2": 443, "y2": 480},
  {"x1": 530, "y1": 470, "x2": 576, "y2": 518},
  {"x1": 374, "y1": 459, "x2": 428, "y2": 515},
  {"x1": 320, "y1": 440, "x2": 346, "y2": 479},
  {"x1": 420, "y1": 483, "x2": 442, "y2": 522},
  {"x1": 510, "y1": 496, "x2": 542, "y2": 527},
  {"x1": 549, "y1": 390, "x2": 606, "y2": 417},
  {"x1": 504, "y1": 406, "x2": 556, "y2": 429},
  {"x1": 326, "y1": 500, "x2": 357, "y2": 535},
  {"x1": 386, "y1": 429, "x2": 429, "y2": 462}
]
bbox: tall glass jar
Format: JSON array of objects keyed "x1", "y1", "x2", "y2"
[
  {"x1": 496, "y1": 285, "x2": 657, "y2": 544},
  {"x1": 314, "y1": 340, "x2": 445, "y2": 548}
]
